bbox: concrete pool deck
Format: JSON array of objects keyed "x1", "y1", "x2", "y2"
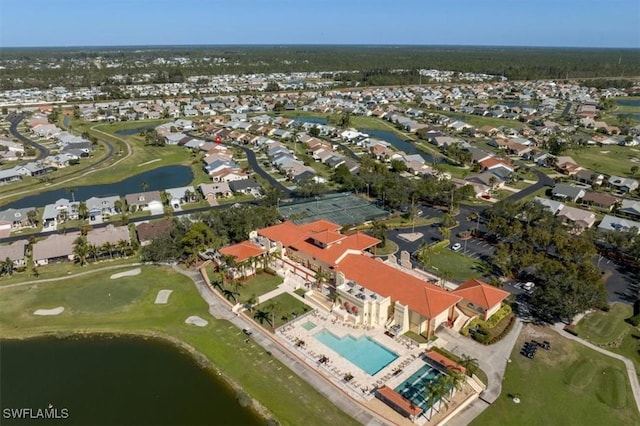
[{"x1": 276, "y1": 310, "x2": 430, "y2": 401}]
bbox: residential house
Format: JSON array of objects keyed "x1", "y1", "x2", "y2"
[
  {"x1": 0, "y1": 168, "x2": 21, "y2": 184},
  {"x1": 198, "y1": 182, "x2": 232, "y2": 205},
  {"x1": 0, "y1": 240, "x2": 28, "y2": 267},
  {"x1": 466, "y1": 172, "x2": 505, "y2": 191},
  {"x1": 598, "y1": 215, "x2": 640, "y2": 233},
  {"x1": 581, "y1": 192, "x2": 620, "y2": 211},
  {"x1": 33, "y1": 232, "x2": 81, "y2": 265},
  {"x1": 136, "y1": 219, "x2": 174, "y2": 246},
  {"x1": 551, "y1": 183, "x2": 586, "y2": 203},
  {"x1": 556, "y1": 205, "x2": 596, "y2": 230},
  {"x1": 533, "y1": 197, "x2": 565, "y2": 215},
  {"x1": 85, "y1": 196, "x2": 121, "y2": 222},
  {"x1": 0, "y1": 207, "x2": 36, "y2": 232},
  {"x1": 124, "y1": 191, "x2": 163, "y2": 214},
  {"x1": 575, "y1": 169, "x2": 605, "y2": 187},
  {"x1": 229, "y1": 179, "x2": 261, "y2": 194},
  {"x1": 555, "y1": 156, "x2": 581, "y2": 175},
  {"x1": 608, "y1": 176, "x2": 639, "y2": 193},
  {"x1": 165, "y1": 186, "x2": 196, "y2": 208},
  {"x1": 15, "y1": 162, "x2": 54, "y2": 177},
  {"x1": 87, "y1": 225, "x2": 130, "y2": 250},
  {"x1": 619, "y1": 199, "x2": 640, "y2": 218}
]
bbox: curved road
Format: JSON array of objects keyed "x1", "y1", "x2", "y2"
[
  {"x1": 504, "y1": 170, "x2": 555, "y2": 203},
  {"x1": 189, "y1": 132, "x2": 293, "y2": 197},
  {"x1": 7, "y1": 112, "x2": 50, "y2": 159}
]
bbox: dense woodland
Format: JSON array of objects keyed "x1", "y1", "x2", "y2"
[{"x1": 1, "y1": 45, "x2": 639, "y2": 90}]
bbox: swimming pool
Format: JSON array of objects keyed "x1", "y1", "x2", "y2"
[
  {"x1": 302, "y1": 321, "x2": 317, "y2": 331},
  {"x1": 394, "y1": 363, "x2": 445, "y2": 412},
  {"x1": 314, "y1": 329, "x2": 398, "y2": 375}
]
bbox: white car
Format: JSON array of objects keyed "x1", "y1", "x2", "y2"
[
  {"x1": 523, "y1": 282, "x2": 535, "y2": 292},
  {"x1": 451, "y1": 243, "x2": 462, "y2": 251}
]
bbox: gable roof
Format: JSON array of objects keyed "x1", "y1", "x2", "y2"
[
  {"x1": 452, "y1": 278, "x2": 509, "y2": 310},
  {"x1": 336, "y1": 254, "x2": 461, "y2": 319},
  {"x1": 136, "y1": 219, "x2": 173, "y2": 242}
]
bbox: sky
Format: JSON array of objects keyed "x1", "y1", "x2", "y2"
[{"x1": 1, "y1": 0, "x2": 639, "y2": 48}]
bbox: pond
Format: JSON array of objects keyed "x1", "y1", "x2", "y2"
[
  {"x1": 360, "y1": 129, "x2": 439, "y2": 163},
  {"x1": 0, "y1": 335, "x2": 262, "y2": 426},
  {"x1": 115, "y1": 126, "x2": 159, "y2": 136},
  {"x1": 2, "y1": 165, "x2": 194, "y2": 210},
  {"x1": 616, "y1": 99, "x2": 640, "y2": 108},
  {"x1": 292, "y1": 116, "x2": 328, "y2": 125}
]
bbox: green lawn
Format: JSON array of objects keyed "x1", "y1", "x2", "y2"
[
  {"x1": 0, "y1": 266, "x2": 358, "y2": 426},
  {"x1": 418, "y1": 246, "x2": 488, "y2": 282},
  {"x1": 574, "y1": 303, "x2": 640, "y2": 379},
  {"x1": 253, "y1": 292, "x2": 312, "y2": 330},
  {"x1": 237, "y1": 272, "x2": 283, "y2": 303},
  {"x1": 472, "y1": 325, "x2": 639, "y2": 426},
  {"x1": 565, "y1": 145, "x2": 639, "y2": 178},
  {"x1": 372, "y1": 240, "x2": 399, "y2": 256}
]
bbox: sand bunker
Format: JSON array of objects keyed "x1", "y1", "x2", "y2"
[
  {"x1": 155, "y1": 289, "x2": 173, "y2": 304},
  {"x1": 110, "y1": 268, "x2": 141, "y2": 279},
  {"x1": 34, "y1": 307, "x2": 65, "y2": 316},
  {"x1": 185, "y1": 316, "x2": 208, "y2": 327}
]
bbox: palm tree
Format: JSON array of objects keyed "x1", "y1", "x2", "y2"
[
  {"x1": 117, "y1": 239, "x2": 129, "y2": 257},
  {"x1": 140, "y1": 181, "x2": 149, "y2": 192},
  {"x1": 184, "y1": 188, "x2": 194, "y2": 203},
  {"x1": 102, "y1": 241, "x2": 115, "y2": 259},
  {"x1": 1, "y1": 257, "x2": 14, "y2": 276},
  {"x1": 73, "y1": 237, "x2": 88, "y2": 266},
  {"x1": 254, "y1": 309, "x2": 272, "y2": 326},
  {"x1": 114, "y1": 199, "x2": 123, "y2": 214},
  {"x1": 27, "y1": 209, "x2": 38, "y2": 227},
  {"x1": 424, "y1": 377, "x2": 447, "y2": 420},
  {"x1": 244, "y1": 294, "x2": 258, "y2": 312},
  {"x1": 314, "y1": 269, "x2": 329, "y2": 291},
  {"x1": 87, "y1": 244, "x2": 99, "y2": 263},
  {"x1": 458, "y1": 354, "x2": 479, "y2": 377},
  {"x1": 77, "y1": 202, "x2": 89, "y2": 221}
]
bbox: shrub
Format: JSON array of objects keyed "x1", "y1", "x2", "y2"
[
  {"x1": 626, "y1": 314, "x2": 640, "y2": 327},
  {"x1": 564, "y1": 326, "x2": 579, "y2": 336}
]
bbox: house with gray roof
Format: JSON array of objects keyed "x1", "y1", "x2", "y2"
[
  {"x1": 551, "y1": 183, "x2": 586, "y2": 202},
  {"x1": 619, "y1": 199, "x2": 640, "y2": 218},
  {"x1": 0, "y1": 167, "x2": 21, "y2": 184},
  {"x1": 125, "y1": 191, "x2": 163, "y2": 214},
  {"x1": 87, "y1": 225, "x2": 130, "y2": 248},
  {"x1": 85, "y1": 196, "x2": 121, "y2": 222},
  {"x1": 608, "y1": 176, "x2": 639, "y2": 193},
  {"x1": 15, "y1": 162, "x2": 54, "y2": 177},
  {"x1": 33, "y1": 232, "x2": 81, "y2": 265},
  {"x1": 556, "y1": 205, "x2": 596, "y2": 229},
  {"x1": 0, "y1": 207, "x2": 37, "y2": 231},
  {"x1": 598, "y1": 215, "x2": 640, "y2": 233},
  {"x1": 229, "y1": 178, "x2": 260, "y2": 194},
  {"x1": 0, "y1": 240, "x2": 28, "y2": 267},
  {"x1": 165, "y1": 186, "x2": 196, "y2": 210},
  {"x1": 533, "y1": 197, "x2": 565, "y2": 215}
]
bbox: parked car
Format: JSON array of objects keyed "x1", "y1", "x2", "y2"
[
  {"x1": 523, "y1": 281, "x2": 535, "y2": 292},
  {"x1": 451, "y1": 243, "x2": 462, "y2": 251}
]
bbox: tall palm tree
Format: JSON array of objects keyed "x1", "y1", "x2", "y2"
[
  {"x1": 117, "y1": 239, "x2": 129, "y2": 257},
  {"x1": 27, "y1": 209, "x2": 38, "y2": 227},
  {"x1": 77, "y1": 202, "x2": 89, "y2": 221},
  {"x1": 314, "y1": 269, "x2": 329, "y2": 291},
  {"x1": 102, "y1": 241, "x2": 115, "y2": 259},
  {"x1": 73, "y1": 237, "x2": 88, "y2": 266},
  {"x1": 87, "y1": 244, "x2": 99, "y2": 263}
]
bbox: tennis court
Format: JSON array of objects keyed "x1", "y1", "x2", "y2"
[{"x1": 279, "y1": 193, "x2": 389, "y2": 226}]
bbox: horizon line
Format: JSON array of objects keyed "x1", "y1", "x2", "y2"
[{"x1": 1, "y1": 43, "x2": 639, "y2": 50}]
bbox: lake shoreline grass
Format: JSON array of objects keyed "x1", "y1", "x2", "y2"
[{"x1": 0, "y1": 265, "x2": 360, "y2": 426}]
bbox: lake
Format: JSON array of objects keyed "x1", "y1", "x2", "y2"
[
  {"x1": 616, "y1": 99, "x2": 640, "y2": 108},
  {"x1": 0, "y1": 336, "x2": 262, "y2": 426},
  {"x1": 360, "y1": 129, "x2": 438, "y2": 163},
  {"x1": 292, "y1": 116, "x2": 328, "y2": 125},
  {"x1": 1, "y1": 165, "x2": 194, "y2": 210},
  {"x1": 115, "y1": 126, "x2": 158, "y2": 136}
]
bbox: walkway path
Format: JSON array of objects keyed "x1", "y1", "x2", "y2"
[
  {"x1": 551, "y1": 322, "x2": 640, "y2": 415},
  {"x1": 173, "y1": 265, "x2": 392, "y2": 426},
  {"x1": 439, "y1": 319, "x2": 523, "y2": 426}
]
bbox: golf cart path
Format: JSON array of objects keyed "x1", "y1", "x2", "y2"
[{"x1": 551, "y1": 322, "x2": 640, "y2": 415}]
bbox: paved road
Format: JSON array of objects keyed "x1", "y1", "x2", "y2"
[
  {"x1": 504, "y1": 169, "x2": 554, "y2": 203},
  {"x1": 6, "y1": 112, "x2": 50, "y2": 159},
  {"x1": 189, "y1": 132, "x2": 293, "y2": 197},
  {"x1": 175, "y1": 265, "x2": 392, "y2": 426}
]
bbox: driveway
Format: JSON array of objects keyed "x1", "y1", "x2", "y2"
[{"x1": 438, "y1": 319, "x2": 523, "y2": 425}]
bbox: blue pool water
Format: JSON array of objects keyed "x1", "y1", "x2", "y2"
[
  {"x1": 314, "y1": 329, "x2": 398, "y2": 375},
  {"x1": 395, "y1": 363, "x2": 445, "y2": 412},
  {"x1": 302, "y1": 321, "x2": 317, "y2": 331}
]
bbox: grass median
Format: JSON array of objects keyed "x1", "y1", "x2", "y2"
[{"x1": 0, "y1": 265, "x2": 359, "y2": 426}]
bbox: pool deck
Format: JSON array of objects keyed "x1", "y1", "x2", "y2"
[{"x1": 276, "y1": 310, "x2": 434, "y2": 402}]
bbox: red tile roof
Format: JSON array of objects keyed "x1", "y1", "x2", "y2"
[
  {"x1": 336, "y1": 254, "x2": 461, "y2": 319},
  {"x1": 259, "y1": 220, "x2": 379, "y2": 266},
  {"x1": 479, "y1": 157, "x2": 514, "y2": 170},
  {"x1": 219, "y1": 241, "x2": 265, "y2": 263},
  {"x1": 377, "y1": 386, "x2": 422, "y2": 417},
  {"x1": 452, "y1": 278, "x2": 510, "y2": 310},
  {"x1": 425, "y1": 350, "x2": 466, "y2": 374}
]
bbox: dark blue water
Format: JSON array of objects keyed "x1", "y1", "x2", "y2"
[
  {"x1": 500, "y1": 101, "x2": 532, "y2": 109},
  {"x1": 360, "y1": 129, "x2": 437, "y2": 163},
  {"x1": 616, "y1": 99, "x2": 640, "y2": 108},
  {"x1": 292, "y1": 117, "x2": 328, "y2": 125},
  {"x1": 115, "y1": 126, "x2": 158, "y2": 136},
  {"x1": 2, "y1": 166, "x2": 193, "y2": 210},
  {"x1": 616, "y1": 112, "x2": 640, "y2": 120},
  {"x1": 0, "y1": 336, "x2": 261, "y2": 426}
]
